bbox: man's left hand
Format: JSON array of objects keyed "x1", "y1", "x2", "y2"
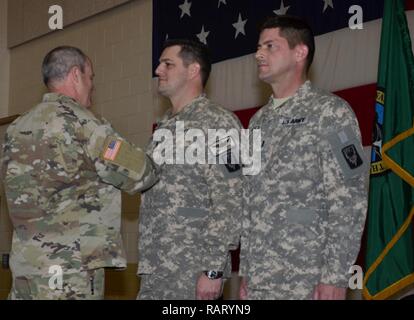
[{"x1": 196, "y1": 273, "x2": 223, "y2": 300}]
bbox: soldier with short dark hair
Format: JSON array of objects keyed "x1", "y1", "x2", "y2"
[
  {"x1": 1, "y1": 46, "x2": 158, "y2": 300},
  {"x1": 239, "y1": 15, "x2": 369, "y2": 300},
  {"x1": 137, "y1": 39, "x2": 242, "y2": 300}
]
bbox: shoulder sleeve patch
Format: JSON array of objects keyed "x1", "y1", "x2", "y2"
[
  {"x1": 341, "y1": 144, "x2": 364, "y2": 169},
  {"x1": 100, "y1": 136, "x2": 145, "y2": 174},
  {"x1": 326, "y1": 125, "x2": 368, "y2": 179},
  {"x1": 103, "y1": 138, "x2": 122, "y2": 161}
]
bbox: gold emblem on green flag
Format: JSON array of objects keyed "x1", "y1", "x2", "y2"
[{"x1": 370, "y1": 89, "x2": 388, "y2": 175}]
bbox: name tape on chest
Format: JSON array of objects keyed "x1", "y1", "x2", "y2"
[{"x1": 280, "y1": 117, "x2": 307, "y2": 126}]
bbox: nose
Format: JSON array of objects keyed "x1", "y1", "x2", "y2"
[
  {"x1": 255, "y1": 48, "x2": 264, "y2": 61},
  {"x1": 155, "y1": 64, "x2": 163, "y2": 76}
]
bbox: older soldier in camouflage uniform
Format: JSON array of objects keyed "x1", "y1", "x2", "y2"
[
  {"x1": 239, "y1": 16, "x2": 369, "y2": 300},
  {"x1": 1, "y1": 46, "x2": 158, "y2": 300},
  {"x1": 137, "y1": 39, "x2": 242, "y2": 300}
]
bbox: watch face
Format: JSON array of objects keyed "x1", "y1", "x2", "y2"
[{"x1": 205, "y1": 270, "x2": 223, "y2": 279}]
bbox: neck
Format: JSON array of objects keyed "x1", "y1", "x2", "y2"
[
  {"x1": 50, "y1": 84, "x2": 78, "y2": 103},
  {"x1": 170, "y1": 86, "x2": 203, "y2": 115},
  {"x1": 270, "y1": 72, "x2": 307, "y2": 99}
]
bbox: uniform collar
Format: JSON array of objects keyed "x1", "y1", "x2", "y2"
[
  {"x1": 42, "y1": 92, "x2": 79, "y2": 105},
  {"x1": 165, "y1": 94, "x2": 208, "y2": 120},
  {"x1": 294, "y1": 80, "x2": 313, "y2": 98},
  {"x1": 269, "y1": 96, "x2": 291, "y2": 109},
  {"x1": 268, "y1": 80, "x2": 313, "y2": 108}
]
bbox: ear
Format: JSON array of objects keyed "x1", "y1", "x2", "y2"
[
  {"x1": 295, "y1": 44, "x2": 309, "y2": 64},
  {"x1": 69, "y1": 66, "x2": 81, "y2": 84},
  {"x1": 188, "y1": 63, "x2": 201, "y2": 80}
]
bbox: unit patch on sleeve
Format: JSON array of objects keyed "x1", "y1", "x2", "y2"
[
  {"x1": 326, "y1": 125, "x2": 368, "y2": 179},
  {"x1": 341, "y1": 144, "x2": 363, "y2": 169}
]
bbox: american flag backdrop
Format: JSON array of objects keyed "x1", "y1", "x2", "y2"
[
  {"x1": 153, "y1": 0, "x2": 383, "y2": 68},
  {"x1": 152, "y1": 0, "x2": 414, "y2": 147}
]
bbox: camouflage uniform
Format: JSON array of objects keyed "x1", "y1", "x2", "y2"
[
  {"x1": 137, "y1": 96, "x2": 242, "y2": 300},
  {"x1": 240, "y1": 81, "x2": 369, "y2": 299},
  {"x1": 1, "y1": 93, "x2": 157, "y2": 300}
]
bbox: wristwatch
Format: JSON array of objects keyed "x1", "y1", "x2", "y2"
[{"x1": 204, "y1": 270, "x2": 223, "y2": 280}]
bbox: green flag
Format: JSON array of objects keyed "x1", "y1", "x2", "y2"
[{"x1": 363, "y1": 0, "x2": 414, "y2": 300}]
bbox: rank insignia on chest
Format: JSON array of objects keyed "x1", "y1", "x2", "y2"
[
  {"x1": 279, "y1": 117, "x2": 307, "y2": 126},
  {"x1": 208, "y1": 134, "x2": 241, "y2": 176},
  {"x1": 208, "y1": 135, "x2": 235, "y2": 157}
]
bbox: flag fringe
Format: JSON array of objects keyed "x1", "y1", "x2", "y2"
[
  {"x1": 363, "y1": 270, "x2": 414, "y2": 300},
  {"x1": 362, "y1": 193, "x2": 414, "y2": 299}
]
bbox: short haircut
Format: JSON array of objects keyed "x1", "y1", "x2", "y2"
[
  {"x1": 42, "y1": 46, "x2": 88, "y2": 86},
  {"x1": 260, "y1": 15, "x2": 315, "y2": 73},
  {"x1": 162, "y1": 39, "x2": 212, "y2": 87}
]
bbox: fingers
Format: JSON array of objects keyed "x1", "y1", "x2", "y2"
[
  {"x1": 313, "y1": 284, "x2": 347, "y2": 300},
  {"x1": 312, "y1": 288, "x2": 320, "y2": 300},
  {"x1": 239, "y1": 288, "x2": 247, "y2": 300},
  {"x1": 239, "y1": 278, "x2": 248, "y2": 300},
  {"x1": 197, "y1": 289, "x2": 220, "y2": 300}
]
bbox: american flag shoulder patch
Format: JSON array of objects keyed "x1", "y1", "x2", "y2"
[{"x1": 103, "y1": 139, "x2": 122, "y2": 161}]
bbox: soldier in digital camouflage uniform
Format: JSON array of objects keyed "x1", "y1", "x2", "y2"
[
  {"x1": 1, "y1": 46, "x2": 158, "y2": 300},
  {"x1": 137, "y1": 39, "x2": 242, "y2": 300},
  {"x1": 239, "y1": 16, "x2": 369, "y2": 300}
]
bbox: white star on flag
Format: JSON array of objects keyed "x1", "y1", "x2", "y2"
[
  {"x1": 218, "y1": 0, "x2": 227, "y2": 8},
  {"x1": 323, "y1": 0, "x2": 334, "y2": 13},
  {"x1": 179, "y1": 0, "x2": 192, "y2": 18},
  {"x1": 197, "y1": 25, "x2": 210, "y2": 44},
  {"x1": 274, "y1": 0, "x2": 290, "y2": 15},
  {"x1": 232, "y1": 13, "x2": 247, "y2": 39}
]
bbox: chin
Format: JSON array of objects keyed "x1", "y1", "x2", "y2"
[
  {"x1": 158, "y1": 88, "x2": 170, "y2": 97},
  {"x1": 258, "y1": 74, "x2": 270, "y2": 83}
]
